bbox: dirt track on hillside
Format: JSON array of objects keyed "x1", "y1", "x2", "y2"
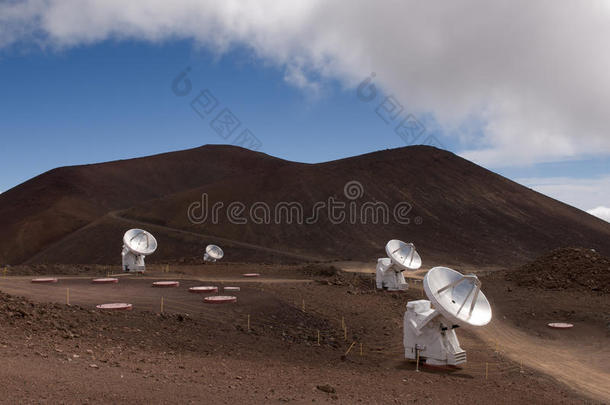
[{"x1": 476, "y1": 319, "x2": 610, "y2": 402}]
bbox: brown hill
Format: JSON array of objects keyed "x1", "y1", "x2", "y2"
[
  {"x1": 1, "y1": 145, "x2": 609, "y2": 267},
  {"x1": 0, "y1": 146, "x2": 287, "y2": 264},
  {"x1": 506, "y1": 247, "x2": 610, "y2": 293}
]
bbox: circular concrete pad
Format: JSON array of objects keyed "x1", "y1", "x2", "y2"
[
  {"x1": 189, "y1": 286, "x2": 218, "y2": 293},
  {"x1": 204, "y1": 295, "x2": 237, "y2": 304},
  {"x1": 96, "y1": 303, "x2": 133, "y2": 311},
  {"x1": 152, "y1": 281, "x2": 180, "y2": 288},
  {"x1": 31, "y1": 278, "x2": 58, "y2": 284},
  {"x1": 92, "y1": 278, "x2": 119, "y2": 284}
]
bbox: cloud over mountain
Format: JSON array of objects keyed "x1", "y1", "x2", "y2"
[
  {"x1": 2, "y1": 0, "x2": 610, "y2": 166},
  {"x1": 588, "y1": 206, "x2": 610, "y2": 222}
]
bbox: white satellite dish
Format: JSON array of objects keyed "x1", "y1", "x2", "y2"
[
  {"x1": 386, "y1": 239, "x2": 422, "y2": 271},
  {"x1": 121, "y1": 229, "x2": 157, "y2": 273},
  {"x1": 424, "y1": 267, "x2": 491, "y2": 327},
  {"x1": 403, "y1": 266, "x2": 492, "y2": 366},
  {"x1": 376, "y1": 239, "x2": 422, "y2": 291},
  {"x1": 204, "y1": 244, "x2": 224, "y2": 263}
]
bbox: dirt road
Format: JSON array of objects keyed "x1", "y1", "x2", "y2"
[
  {"x1": 0, "y1": 266, "x2": 604, "y2": 403},
  {"x1": 476, "y1": 318, "x2": 610, "y2": 402}
]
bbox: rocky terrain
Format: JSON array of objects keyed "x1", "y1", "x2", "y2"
[
  {"x1": 506, "y1": 247, "x2": 610, "y2": 293},
  {"x1": 0, "y1": 265, "x2": 601, "y2": 404}
]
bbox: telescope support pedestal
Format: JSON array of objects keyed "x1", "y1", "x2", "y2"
[{"x1": 403, "y1": 300, "x2": 467, "y2": 366}]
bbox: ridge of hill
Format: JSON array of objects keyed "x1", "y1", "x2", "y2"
[{"x1": 1, "y1": 145, "x2": 609, "y2": 266}]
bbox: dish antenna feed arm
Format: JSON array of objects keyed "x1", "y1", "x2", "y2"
[{"x1": 435, "y1": 274, "x2": 482, "y2": 319}]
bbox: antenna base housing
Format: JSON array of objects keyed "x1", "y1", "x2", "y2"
[
  {"x1": 122, "y1": 247, "x2": 146, "y2": 273},
  {"x1": 403, "y1": 300, "x2": 467, "y2": 366},
  {"x1": 376, "y1": 258, "x2": 408, "y2": 291}
]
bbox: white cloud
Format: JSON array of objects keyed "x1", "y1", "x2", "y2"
[
  {"x1": 2, "y1": 0, "x2": 610, "y2": 166},
  {"x1": 517, "y1": 176, "x2": 610, "y2": 213},
  {"x1": 587, "y1": 206, "x2": 610, "y2": 222}
]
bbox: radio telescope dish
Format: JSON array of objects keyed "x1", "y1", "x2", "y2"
[
  {"x1": 121, "y1": 229, "x2": 157, "y2": 273},
  {"x1": 376, "y1": 239, "x2": 421, "y2": 291},
  {"x1": 124, "y1": 229, "x2": 157, "y2": 255},
  {"x1": 204, "y1": 244, "x2": 224, "y2": 263},
  {"x1": 423, "y1": 266, "x2": 491, "y2": 327},
  {"x1": 403, "y1": 266, "x2": 492, "y2": 366},
  {"x1": 385, "y1": 239, "x2": 422, "y2": 271}
]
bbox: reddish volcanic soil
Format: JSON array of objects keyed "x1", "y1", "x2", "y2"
[
  {"x1": 0, "y1": 146, "x2": 608, "y2": 403},
  {"x1": 506, "y1": 247, "x2": 610, "y2": 293},
  {"x1": 0, "y1": 264, "x2": 606, "y2": 404}
]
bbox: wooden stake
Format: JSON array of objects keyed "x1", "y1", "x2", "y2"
[
  {"x1": 160, "y1": 296, "x2": 164, "y2": 313},
  {"x1": 344, "y1": 341, "x2": 356, "y2": 356},
  {"x1": 359, "y1": 343, "x2": 363, "y2": 356},
  {"x1": 485, "y1": 362, "x2": 489, "y2": 379},
  {"x1": 247, "y1": 314, "x2": 251, "y2": 331},
  {"x1": 317, "y1": 330, "x2": 320, "y2": 346},
  {"x1": 66, "y1": 288, "x2": 70, "y2": 306},
  {"x1": 302, "y1": 299, "x2": 305, "y2": 312}
]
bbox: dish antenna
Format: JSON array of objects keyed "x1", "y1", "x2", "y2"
[
  {"x1": 376, "y1": 239, "x2": 422, "y2": 291},
  {"x1": 204, "y1": 244, "x2": 224, "y2": 263},
  {"x1": 403, "y1": 266, "x2": 492, "y2": 366},
  {"x1": 121, "y1": 229, "x2": 157, "y2": 273}
]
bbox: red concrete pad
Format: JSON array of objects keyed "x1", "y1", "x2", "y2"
[
  {"x1": 204, "y1": 295, "x2": 237, "y2": 304},
  {"x1": 548, "y1": 322, "x2": 574, "y2": 329},
  {"x1": 31, "y1": 278, "x2": 58, "y2": 284},
  {"x1": 92, "y1": 278, "x2": 119, "y2": 284},
  {"x1": 242, "y1": 273, "x2": 260, "y2": 278},
  {"x1": 188, "y1": 286, "x2": 218, "y2": 293},
  {"x1": 152, "y1": 281, "x2": 180, "y2": 288},
  {"x1": 96, "y1": 303, "x2": 133, "y2": 311}
]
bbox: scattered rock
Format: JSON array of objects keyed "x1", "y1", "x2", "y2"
[{"x1": 316, "y1": 384, "x2": 336, "y2": 394}]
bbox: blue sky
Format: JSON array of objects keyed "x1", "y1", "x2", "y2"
[
  {"x1": 0, "y1": 1, "x2": 608, "y2": 221},
  {"x1": 0, "y1": 42, "x2": 419, "y2": 187}
]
